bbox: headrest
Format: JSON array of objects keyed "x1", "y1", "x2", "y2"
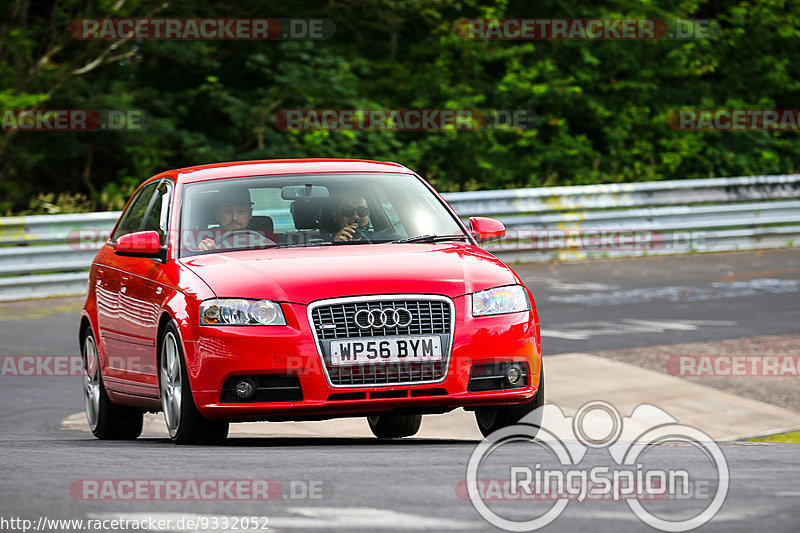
[
  {"x1": 290, "y1": 201, "x2": 320, "y2": 230},
  {"x1": 318, "y1": 198, "x2": 340, "y2": 233},
  {"x1": 248, "y1": 216, "x2": 274, "y2": 232}
]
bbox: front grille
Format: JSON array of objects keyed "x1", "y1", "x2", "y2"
[
  {"x1": 312, "y1": 299, "x2": 450, "y2": 340},
  {"x1": 329, "y1": 361, "x2": 444, "y2": 386},
  {"x1": 309, "y1": 297, "x2": 453, "y2": 387}
]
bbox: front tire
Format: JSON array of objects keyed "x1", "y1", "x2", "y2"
[
  {"x1": 81, "y1": 330, "x2": 143, "y2": 440},
  {"x1": 367, "y1": 414, "x2": 422, "y2": 439},
  {"x1": 475, "y1": 362, "x2": 545, "y2": 438},
  {"x1": 160, "y1": 323, "x2": 229, "y2": 444}
]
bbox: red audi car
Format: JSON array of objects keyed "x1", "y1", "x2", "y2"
[{"x1": 80, "y1": 159, "x2": 543, "y2": 444}]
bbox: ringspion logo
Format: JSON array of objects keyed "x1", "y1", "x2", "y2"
[{"x1": 465, "y1": 401, "x2": 729, "y2": 531}]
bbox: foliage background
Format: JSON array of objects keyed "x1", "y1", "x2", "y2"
[{"x1": 2, "y1": 0, "x2": 799, "y2": 214}]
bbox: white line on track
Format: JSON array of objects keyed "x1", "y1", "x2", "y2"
[
  {"x1": 88, "y1": 509, "x2": 482, "y2": 531},
  {"x1": 541, "y1": 318, "x2": 737, "y2": 340}
]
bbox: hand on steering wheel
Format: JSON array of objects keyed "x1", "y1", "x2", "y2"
[
  {"x1": 220, "y1": 229, "x2": 271, "y2": 248},
  {"x1": 334, "y1": 223, "x2": 372, "y2": 243}
]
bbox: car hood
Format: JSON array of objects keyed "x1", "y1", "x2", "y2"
[{"x1": 178, "y1": 243, "x2": 520, "y2": 305}]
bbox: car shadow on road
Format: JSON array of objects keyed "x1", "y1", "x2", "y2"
[
  {"x1": 224, "y1": 436, "x2": 482, "y2": 447},
  {"x1": 56, "y1": 436, "x2": 482, "y2": 447}
]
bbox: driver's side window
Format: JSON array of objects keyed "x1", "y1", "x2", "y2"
[
  {"x1": 142, "y1": 181, "x2": 172, "y2": 244},
  {"x1": 111, "y1": 182, "x2": 158, "y2": 242}
]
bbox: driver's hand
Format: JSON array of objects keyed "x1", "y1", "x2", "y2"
[
  {"x1": 334, "y1": 223, "x2": 359, "y2": 242},
  {"x1": 198, "y1": 237, "x2": 217, "y2": 251}
]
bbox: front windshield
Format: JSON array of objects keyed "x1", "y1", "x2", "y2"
[{"x1": 178, "y1": 172, "x2": 468, "y2": 257}]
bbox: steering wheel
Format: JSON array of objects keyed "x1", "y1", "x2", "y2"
[
  {"x1": 220, "y1": 230, "x2": 272, "y2": 248},
  {"x1": 354, "y1": 226, "x2": 373, "y2": 244},
  {"x1": 356, "y1": 226, "x2": 372, "y2": 244},
  {"x1": 368, "y1": 227, "x2": 403, "y2": 242}
]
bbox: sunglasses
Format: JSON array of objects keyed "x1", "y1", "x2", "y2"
[{"x1": 339, "y1": 206, "x2": 370, "y2": 217}]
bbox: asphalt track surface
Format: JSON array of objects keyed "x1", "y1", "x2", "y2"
[{"x1": 0, "y1": 249, "x2": 798, "y2": 532}]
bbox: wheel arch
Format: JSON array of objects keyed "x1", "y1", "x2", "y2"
[
  {"x1": 79, "y1": 314, "x2": 92, "y2": 343},
  {"x1": 155, "y1": 310, "x2": 177, "y2": 387},
  {"x1": 155, "y1": 300, "x2": 199, "y2": 397},
  {"x1": 156, "y1": 289, "x2": 199, "y2": 372}
]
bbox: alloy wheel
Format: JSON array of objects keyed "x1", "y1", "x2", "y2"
[
  {"x1": 160, "y1": 331, "x2": 183, "y2": 438},
  {"x1": 82, "y1": 335, "x2": 101, "y2": 431}
]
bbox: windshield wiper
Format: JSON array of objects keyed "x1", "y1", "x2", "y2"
[
  {"x1": 391, "y1": 234, "x2": 470, "y2": 244},
  {"x1": 273, "y1": 241, "x2": 335, "y2": 249},
  {"x1": 330, "y1": 239, "x2": 373, "y2": 245}
]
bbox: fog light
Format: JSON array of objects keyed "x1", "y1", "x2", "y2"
[
  {"x1": 506, "y1": 365, "x2": 522, "y2": 385},
  {"x1": 234, "y1": 378, "x2": 257, "y2": 399}
]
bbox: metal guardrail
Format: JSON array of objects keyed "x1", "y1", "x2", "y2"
[
  {"x1": 0, "y1": 211, "x2": 120, "y2": 301},
  {"x1": 1, "y1": 175, "x2": 799, "y2": 301},
  {"x1": 445, "y1": 173, "x2": 800, "y2": 263}
]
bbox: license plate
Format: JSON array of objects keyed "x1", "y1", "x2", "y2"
[{"x1": 330, "y1": 336, "x2": 442, "y2": 366}]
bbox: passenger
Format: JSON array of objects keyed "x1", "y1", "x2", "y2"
[{"x1": 330, "y1": 194, "x2": 371, "y2": 242}]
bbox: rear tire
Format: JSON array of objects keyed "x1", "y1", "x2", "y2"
[
  {"x1": 475, "y1": 361, "x2": 545, "y2": 438},
  {"x1": 367, "y1": 413, "x2": 422, "y2": 439},
  {"x1": 81, "y1": 330, "x2": 143, "y2": 440},
  {"x1": 160, "y1": 322, "x2": 229, "y2": 445}
]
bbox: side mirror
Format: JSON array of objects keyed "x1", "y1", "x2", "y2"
[
  {"x1": 114, "y1": 230, "x2": 163, "y2": 258},
  {"x1": 468, "y1": 217, "x2": 506, "y2": 243}
]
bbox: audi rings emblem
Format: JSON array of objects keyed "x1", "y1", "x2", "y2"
[{"x1": 354, "y1": 308, "x2": 413, "y2": 329}]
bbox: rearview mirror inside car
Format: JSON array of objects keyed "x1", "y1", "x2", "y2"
[{"x1": 280, "y1": 184, "x2": 330, "y2": 200}]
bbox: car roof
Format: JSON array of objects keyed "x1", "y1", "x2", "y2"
[{"x1": 165, "y1": 159, "x2": 415, "y2": 184}]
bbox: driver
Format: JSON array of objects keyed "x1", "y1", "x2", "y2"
[{"x1": 198, "y1": 188, "x2": 256, "y2": 251}]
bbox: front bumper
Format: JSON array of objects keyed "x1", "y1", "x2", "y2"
[{"x1": 183, "y1": 295, "x2": 541, "y2": 421}]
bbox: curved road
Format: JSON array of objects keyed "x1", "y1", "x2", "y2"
[{"x1": 0, "y1": 249, "x2": 798, "y2": 532}]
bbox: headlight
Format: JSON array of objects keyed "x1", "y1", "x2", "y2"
[
  {"x1": 472, "y1": 285, "x2": 531, "y2": 317},
  {"x1": 200, "y1": 298, "x2": 286, "y2": 326}
]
